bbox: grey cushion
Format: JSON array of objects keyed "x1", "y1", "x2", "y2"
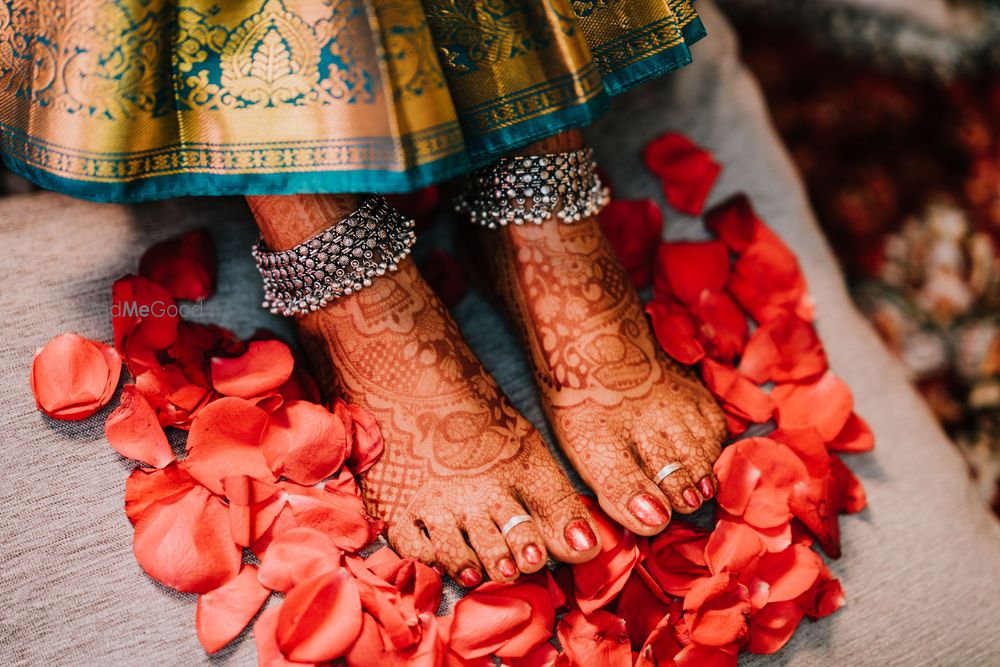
[{"x1": 2, "y1": 2, "x2": 999, "y2": 665}]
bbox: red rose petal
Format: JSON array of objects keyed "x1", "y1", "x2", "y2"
[
  {"x1": 644, "y1": 523, "x2": 710, "y2": 597},
  {"x1": 134, "y1": 364, "x2": 212, "y2": 429},
  {"x1": 572, "y1": 498, "x2": 641, "y2": 614},
  {"x1": 196, "y1": 564, "x2": 271, "y2": 654},
  {"x1": 616, "y1": 573, "x2": 671, "y2": 648},
  {"x1": 124, "y1": 462, "x2": 197, "y2": 525},
  {"x1": 635, "y1": 612, "x2": 683, "y2": 667},
  {"x1": 260, "y1": 400, "x2": 348, "y2": 484},
  {"x1": 755, "y1": 545, "x2": 822, "y2": 603},
  {"x1": 342, "y1": 402, "x2": 385, "y2": 474},
  {"x1": 746, "y1": 600, "x2": 804, "y2": 655},
  {"x1": 797, "y1": 566, "x2": 846, "y2": 619},
  {"x1": 598, "y1": 199, "x2": 664, "y2": 288},
  {"x1": 132, "y1": 484, "x2": 241, "y2": 593},
  {"x1": 279, "y1": 481, "x2": 381, "y2": 552},
  {"x1": 184, "y1": 396, "x2": 275, "y2": 495},
  {"x1": 643, "y1": 132, "x2": 722, "y2": 215},
  {"x1": 211, "y1": 340, "x2": 295, "y2": 399},
  {"x1": 738, "y1": 312, "x2": 827, "y2": 383},
  {"x1": 254, "y1": 606, "x2": 316, "y2": 667},
  {"x1": 276, "y1": 568, "x2": 364, "y2": 663},
  {"x1": 509, "y1": 641, "x2": 560, "y2": 667},
  {"x1": 705, "y1": 194, "x2": 762, "y2": 253},
  {"x1": 449, "y1": 592, "x2": 533, "y2": 658},
  {"x1": 728, "y1": 242, "x2": 813, "y2": 325},
  {"x1": 258, "y1": 527, "x2": 342, "y2": 593},
  {"x1": 675, "y1": 643, "x2": 739, "y2": 667},
  {"x1": 104, "y1": 384, "x2": 174, "y2": 467},
  {"x1": 701, "y1": 359, "x2": 774, "y2": 424},
  {"x1": 477, "y1": 580, "x2": 556, "y2": 658},
  {"x1": 704, "y1": 519, "x2": 765, "y2": 575},
  {"x1": 646, "y1": 300, "x2": 706, "y2": 365},
  {"x1": 112, "y1": 275, "x2": 180, "y2": 370},
  {"x1": 683, "y1": 573, "x2": 751, "y2": 647},
  {"x1": 31, "y1": 333, "x2": 121, "y2": 420},
  {"x1": 139, "y1": 230, "x2": 217, "y2": 301},
  {"x1": 654, "y1": 241, "x2": 730, "y2": 306},
  {"x1": 828, "y1": 413, "x2": 875, "y2": 453},
  {"x1": 168, "y1": 321, "x2": 243, "y2": 389},
  {"x1": 772, "y1": 372, "x2": 854, "y2": 441},
  {"x1": 692, "y1": 291, "x2": 748, "y2": 363},
  {"x1": 715, "y1": 438, "x2": 808, "y2": 529},
  {"x1": 223, "y1": 475, "x2": 285, "y2": 547},
  {"x1": 556, "y1": 610, "x2": 632, "y2": 667},
  {"x1": 831, "y1": 455, "x2": 867, "y2": 513}
]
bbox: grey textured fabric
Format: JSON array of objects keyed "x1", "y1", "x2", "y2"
[{"x1": 2, "y1": 2, "x2": 999, "y2": 665}]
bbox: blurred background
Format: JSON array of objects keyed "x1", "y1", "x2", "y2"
[{"x1": 3, "y1": 0, "x2": 997, "y2": 514}]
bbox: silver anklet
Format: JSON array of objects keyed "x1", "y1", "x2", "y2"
[
  {"x1": 252, "y1": 196, "x2": 416, "y2": 316},
  {"x1": 456, "y1": 147, "x2": 609, "y2": 228}
]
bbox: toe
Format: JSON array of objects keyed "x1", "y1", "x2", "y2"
[
  {"x1": 574, "y1": 448, "x2": 673, "y2": 535},
  {"x1": 639, "y1": 429, "x2": 705, "y2": 514},
  {"x1": 386, "y1": 517, "x2": 436, "y2": 565},
  {"x1": 463, "y1": 514, "x2": 520, "y2": 583},
  {"x1": 491, "y1": 501, "x2": 548, "y2": 573},
  {"x1": 422, "y1": 516, "x2": 482, "y2": 588}
]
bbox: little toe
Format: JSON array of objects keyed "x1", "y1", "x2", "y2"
[
  {"x1": 463, "y1": 514, "x2": 520, "y2": 583},
  {"x1": 386, "y1": 517, "x2": 437, "y2": 565},
  {"x1": 423, "y1": 516, "x2": 483, "y2": 588},
  {"x1": 492, "y1": 502, "x2": 548, "y2": 573}
]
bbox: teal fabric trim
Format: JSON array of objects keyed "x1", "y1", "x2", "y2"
[
  {"x1": 0, "y1": 150, "x2": 474, "y2": 203},
  {"x1": 601, "y1": 17, "x2": 707, "y2": 96}
]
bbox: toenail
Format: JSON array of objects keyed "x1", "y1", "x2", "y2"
[
  {"x1": 564, "y1": 519, "x2": 597, "y2": 552},
  {"x1": 498, "y1": 557, "x2": 518, "y2": 578},
  {"x1": 523, "y1": 544, "x2": 543, "y2": 565},
  {"x1": 628, "y1": 494, "x2": 670, "y2": 526},
  {"x1": 683, "y1": 488, "x2": 702, "y2": 509},
  {"x1": 458, "y1": 567, "x2": 482, "y2": 587},
  {"x1": 699, "y1": 477, "x2": 715, "y2": 499}
]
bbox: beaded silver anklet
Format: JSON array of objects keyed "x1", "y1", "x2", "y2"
[
  {"x1": 252, "y1": 196, "x2": 416, "y2": 317},
  {"x1": 456, "y1": 147, "x2": 609, "y2": 228}
]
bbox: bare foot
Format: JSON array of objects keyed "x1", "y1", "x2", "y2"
[
  {"x1": 480, "y1": 140, "x2": 727, "y2": 535},
  {"x1": 249, "y1": 195, "x2": 601, "y2": 585}
]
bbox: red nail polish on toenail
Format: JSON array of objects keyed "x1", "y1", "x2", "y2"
[
  {"x1": 523, "y1": 544, "x2": 543, "y2": 565},
  {"x1": 628, "y1": 494, "x2": 670, "y2": 526},
  {"x1": 498, "y1": 557, "x2": 518, "y2": 578},
  {"x1": 565, "y1": 520, "x2": 597, "y2": 551},
  {"x1": 458, "y1": 567, "x2": 481, "y2": 587},
  {"x1": 699, "y1": 478, "x2": 715, "y2": 499},
  {"x1": 683, "y1": 488, "x2": 702, "y2": 509}
]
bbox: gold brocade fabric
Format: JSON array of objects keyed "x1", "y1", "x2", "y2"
[{"x1": 0, "y1": 0, "x2": 703, "y2": 200}]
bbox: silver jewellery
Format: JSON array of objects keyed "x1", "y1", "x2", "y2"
[
  {"x1": 654, "y1": 462, "x2": 685, "y2": 485},
  {"x1": 501, "y1": 514, "x2": 533, "y2": 538},
  {"x1": 457, "y1": 147, "x2": 609, "y2": 228},
  {"x1": 252, "y1": 196, "x2": 416, "y2": 317}
]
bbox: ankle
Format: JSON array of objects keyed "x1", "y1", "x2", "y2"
[{"x1": 247, "y1": 194, "x2": 363, "y2": 251}]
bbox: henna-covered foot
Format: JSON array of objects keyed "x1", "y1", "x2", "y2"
[
  {"x1": 249, "y1": 195, "x2": 601, "y2": 584},
  {"x1": 480, "y1": 133, "x2": 727, "y2": 535}
]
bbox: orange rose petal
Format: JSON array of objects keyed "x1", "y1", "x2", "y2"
[
  {"x1": 139, "y1": 230, "x2": 217, "y2": 301},
  {"x1": 768, "y1": 427, "x2": 830, "y2": 478},
  {"x1": 132, "y1": 484, "x2": 241, "y2": 593},
  {"x1": 112, "y1": 275, "x2": 180, "y2": 370},
  {"x1": 184, "y1": 396, "x2": 276, "y2": 495},
  {"x1": 344, "y1": 402, "x2": 385, "y2": 474},
  {"x1": 449, "y1": 590, "x2": 537, "y2": 659},
  {"x1": 258, "y1": 527, "x2": 342, "y2": 593},
  {"x1": 646, "y1": 300, "x2": 706, "y2": 365},
  {"x1": 725, "y1": 413, "x2": 749, "y2": 437},
  {"x1": 168, "y1": 321, "x2": 243, "y2": 389},
  {"x1": 260, "y1": 400, "x2": 348, "y2": 484},
  {"x1": 196, "y1": 564, "x2": 271, "y2": 654},
  {"x1": 644, "y1": 524, "x2": 710, "y2": 597},
  {"x1": 616, "y1": 573, "x2": 671, "y2": 648},
  {"x1": 211, "y1": 339, "x2": 295, "y2": 399},
  {"x1": 277, "y1": 568, "x2": 363, "y2": 662},
  {"x1": 738, "y1": 312, "x2": 827, "y2": 384},
  {"x1": 508, "y1": 641, "x2": 560, "y2": 667},
  {"x1": 254, "y1": 606, "x2": 317, "y2": 667},
  {"x1": 104, "y1": 384, "x2": 174, "y2": 467},
  {"x1": 704, "y1": 519, "x2": 765, "y2": 575},
  {"x1": 572, "y1": 498, "x2": 641, "y2": 614},
  {"x1": 643, "y1": 133, "x2": 722, "y2": 215},
  {"x1": 654, "y1": 241, "x2": 730, "y2": 306},
  {"x1": 479, "y1": 580, "x2": 556, "y2": 658},
  {"x1": 755, "y1": 545, "x2": 822, "y2": 603},
  {"x1": 701, "y1": 359, "x2": 774, "y2": 424},
  {"x1": 343, "y1": 612, "x2": 393, "y2": 667},
  {"x1": 828, "y1": 413, "x2": 875, "y2": 453},
  {"x1": 556, "y1": 610, "x2": 632, "y2": 667},
  {"x1": 222, "y1": 475, "x2": 284, "y2": 547},
  {"x1": 682, "y1": 573, "x2": 751, "y2": 647},
  {"x1": 675, "y1": 643, "x2": 739, "y2": 667},
  {"x1": 124, "y1": 462, "x2": 197, "y2": 525},
  {"x1": 692, "y1": 291, "x2": 748, "y2": 363},
  {"x1": 746, "y1": 600, "x2": 804, "y2": 655},
  {"x1": 797, "y1": 566, "x2": 846, "y2": 620},
  {"x1": 346, "y1": 558, "x2": 424, "y2": 650},
  {"x1": 31, "y1": 333, "x2": 122, "y2": 420},
  {"x1": 281, "y1": 481, "x2": 381, "y2": 552},
  {"x1": 135, "y1": 364, "x2": 212, "y2": 429},
  {"x1": 772, "y1": 372, "x2": 854, "y2": 441}
]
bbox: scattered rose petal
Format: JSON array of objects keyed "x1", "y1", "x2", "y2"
[
  {"x1": 646, "y1": 300, "x2": 706, "y2": 365},
  {"x1": 654, "y1": 241, "x2": 730, "y2": 306},
  {"x1": 643, "y1": 133, "x2": 722, "y2": 215},
  {"x1": 196, "y1": 564, "x2": 271, "y2": 654},
  {"x1": 260, "y1": 400, "x2": 348, "y2": 484},
  {"x1": 683, "y1": 573, "x2": 751, "y2": 647},
  {"x1": 616, "y1": 572, "x2": 671, "y2": 649},
  {"x1": 828, "y1": 413, "x2": 875, "y2": 453},
  {"x1": 31, "y1": 333, "x2": 121, "y2": 420},
  {"x1": 556, "y1": 610, "x2": 632, "y2": 667},
  {"x1": 223, "y1": 475, "x2": 285, "y2": 547},
  {"x1": 599, "y1": 199, "x2": 664, "y2": 288},
  {"x1": 772, "y1": 372, "x2": 854, "y2": 441},
  {"x1": 572, "y1": 498, "x2": 641, "y2": 613},
  {"x1": 340, "y1": 402, "x2": 385, "y2": 474},
  {"x1": 747, "y1": 601, "x2": 805, "y2": 655},
  {"x1": 185, "y1": 396, "x2": 276, "y2": 495},
  {"x1": 124, "y1": 462, "x2": 197, "y2": 525},
  {"x1": 104, "y1": 384, "x2": 174, "y2": 467},
  {"x1": 693, "y1": 291, "x2": 748, "y2": 363},
  {"x1": 276, "y1": 568, "x2": 363, "y2": 662},
  {"x1": 139, "y1": 230, "x2": 217, "y2": 301},
  {"x1": 112, "y1": 275, "x2": 180, "y2": 370},
  {"x1": 211, "y1": 340, "x2": 295, "y2": 399},
  {"x1": 258, "y1": 527, "x2": 342, "y2": 593},
  {"x1": 645, "y1": 523, "x2": 711, "y2": 596},
  {"x1": 254, "y1": 606, "x2": 316, "y2": 667},
  {"x1": 738, "y1": 312, "x2": 827, "y2": 383},
  {"x1": 701, "y1": 359, "x2": 775, "y2": 424},
  {"x1": 132, "y1": 484, "x2": 241, "y2": 593}
]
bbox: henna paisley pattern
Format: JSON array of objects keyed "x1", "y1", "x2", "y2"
[
  {"x1": 481, "y1": 154, "x2": 726, "y2": 534},
  {"x1": 249, "y1": 194, "x2": 601, "y2": 585}
]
